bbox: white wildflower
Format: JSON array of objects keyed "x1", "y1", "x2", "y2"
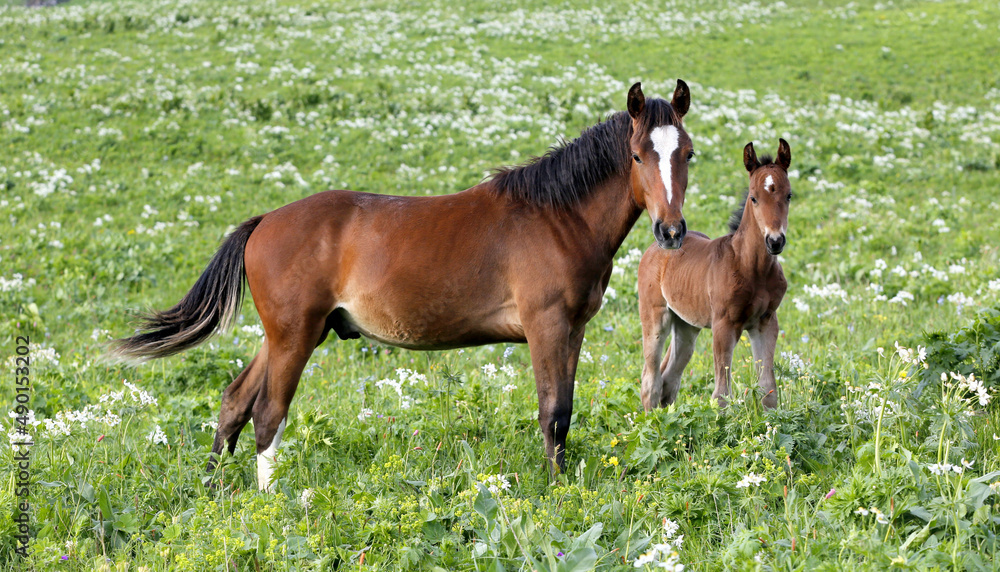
[
  {"x1": 147, "y1": 425, "x2": 168, "y2": 446},
  {"x1": 736, "y1": 472, "x2": 767, "y2": 488},
  {"x1": 90, "y1": 328, "x2": 111, "y2": 342},
  {"x1": 241, "y1": 324, "x2": 264, "y2": 337},
  {"x1": 300, "y1": 488, "x2": 315, "y2": 508},
  {"x1": 480, "y1": 474, "x2": 511, "y2": 495}
]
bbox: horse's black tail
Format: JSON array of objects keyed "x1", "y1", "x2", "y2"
[{"x1": 110, "y1": 215, "x2": 264, "y2": 361}]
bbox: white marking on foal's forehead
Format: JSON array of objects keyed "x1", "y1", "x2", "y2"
[
  {"x1": 650, "y1": 125, "x2": 680, "y2": 204},
  {"x1": 764, "y1": 174, "x2": 774, "y2": 192}
]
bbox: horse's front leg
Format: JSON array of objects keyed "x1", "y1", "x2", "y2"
[
  {"x1": 524, "y1": 313, "x2": 579, "y2": 474},
  {"x1": 748, "y1": 315, "x2": 779, "y2": 409},
  {"x1": 711, "y1": 320, "x2": 740, "y2": 407},
  {"x1": 639, "y1": 290, "x2": 669, "y2": 412}
]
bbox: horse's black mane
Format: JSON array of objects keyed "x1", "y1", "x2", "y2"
[
  {"x1": 727, "y1": 154, "x2": 774, "y2": 233},
  {"x1": 489, "y1": 98, "x2": 680, "y2": 208}
]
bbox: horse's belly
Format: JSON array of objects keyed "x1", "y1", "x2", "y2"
[
  {"x1": 666, "y1": 300, "x2": 711, "y2": 329},
  {"x1": 336, "y1": 298, "x2": 525, "y2": 350},
  {"x1": 661, "y1": 276, "x2": 712, "y2": 328}
]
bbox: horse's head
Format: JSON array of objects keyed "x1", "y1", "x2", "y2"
[
  {"x1": 627, "y1": 80, "x2": 693, "y2": 250},
  {"x1": 743, "y1": 139, "x2": 792, "y2": 255}
]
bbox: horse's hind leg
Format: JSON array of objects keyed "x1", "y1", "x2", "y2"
[
  {"x1": 748, "y1": 315, "x2": 779, "y2": 409},
  {"x1": 659, "y1": 316, "x2": 700, "y2": 406},
  {"x1": 639, "y1": 278, "x2": 669, "y2": 411},
  {"x1": 252, "y1": 313, "x2": 326, "y2": 492},
  {"x1": 206, "y1": 341, "x2": 269, "y2": 474}
]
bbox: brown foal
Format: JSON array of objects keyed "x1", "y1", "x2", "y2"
[
  {"x1": 637, "y1": 139, "x2": 791, "y2": 411},
  {"x1": 113, "y1": 81, "x2": 696, "y2": 491}
]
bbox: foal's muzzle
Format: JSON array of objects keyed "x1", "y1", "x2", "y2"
[
  {"x1": 654, "y1": 218, "x2": 686, "y2": 250},
  {"x1": 766, "y1": 234, "x2": 786, "y2": 255}
]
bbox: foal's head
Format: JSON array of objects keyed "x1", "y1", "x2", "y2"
[
  {"x1": 627, "y1": 80, "x2": 693, "y2": 250},
  {"x1": 743, "y1": 139, "x2": 792, "y2": 255}
]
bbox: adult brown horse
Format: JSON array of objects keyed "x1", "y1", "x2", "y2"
[
  {"x1": 637, "y1": 139, "x2": 791, "y2": 412},
  {"x1": 113, "y1": 81, "x2": 695, "y2": 492}
]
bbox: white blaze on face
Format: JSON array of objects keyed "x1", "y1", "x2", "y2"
[
  {"x1": 764, "y1": 174, "x2": 774, "y2": 193},
  {"x1": 650, "y1": 125, "x2": 680, "y2": 204},
  {"x1": 257, "y1": 417, "x2": 286, "y2": 492}
]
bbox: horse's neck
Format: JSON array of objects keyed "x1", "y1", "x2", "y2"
[
  {"x1": 577, "y1": 177, "x2": 643, "y2": 262},
  {"x1": 732, "y1": 209, "x2": 775, "y2": 275}
]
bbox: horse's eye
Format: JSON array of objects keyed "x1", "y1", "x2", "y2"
[
  {"x1": 750, "y1": 196, "x2": 758, "y2": 205},
  {"x1": 687, "y1": 151, "x2": 695, "y2": 162},
  {"x1": 632, "y1": 153, "x2": 642, "y2": 164},
  {"x1": 787, "y1": 193, "x2": 793, "y2": 202}
]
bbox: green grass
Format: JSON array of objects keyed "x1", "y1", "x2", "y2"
[{"x1": 2, "y1": 0, "x2": 1000, "y2": 569}]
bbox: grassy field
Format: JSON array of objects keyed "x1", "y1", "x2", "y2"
[{"x1": 2, "y1": 0, "x2": 1000, "y2": 569}]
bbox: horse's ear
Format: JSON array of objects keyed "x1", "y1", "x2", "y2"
[
  {"x1": 671, "y1": 79, "x2": 690, "y2": 118},
  {"x1": 777, "y1": 138, "x2": 791, "y2": 171},
  {"x1": 743, "y1": 142, "x2": 759, "y2": 173},
  {"x1": 627, "y1": 82, "x2": 645, "y2": 119}
]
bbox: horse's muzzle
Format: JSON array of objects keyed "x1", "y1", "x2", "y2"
[
  {"x1": 654, "y1": 218, "x2": 686, "y2": 250},
  {"x1": 766, "y1": 234, "x2": 786, "y2": 255}
]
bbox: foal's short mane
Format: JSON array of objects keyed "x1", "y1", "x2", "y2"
[
  {"x1": 489, "y1": 98, "x2": 681, "y2": 208},
  {"x1": 727, "y1": 154, "x2": 774, "y2": 233}
]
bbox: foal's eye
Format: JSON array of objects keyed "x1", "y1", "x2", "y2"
[
  {"x1": 750, "y1": 196, "x2": 758, "y2": 205},
  {"x1": 632, "y1": 153, "x2": 642, "y2": 164},
  {"x1": 787, "y1": 192, "x2": 793, "y2": 202},
  {"x1": 686, "y1": 151, "x2": 695, "y2": 162}
]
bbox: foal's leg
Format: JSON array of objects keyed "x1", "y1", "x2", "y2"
[
  {"x1": 206, "y1": 341, "x2": 269, "y2": 473},
  {"x1": 711, "y1": 320, "x2": 740, "y2": 407},
  {"x1": 748, "y1": 316, "x2": 780, "y2": 409},
  {"x1": 639, "y1": 280, "x2": 669, "y2": 411},
  {"x1": 659, "y1": 317, "x2": 701, "y2": 407},
  {"x1": 524, "y1": 312, "x2": 578, "y2": 474},
  {"x1": 252, "y1": 314, "x2": 326, "y2": 492}
]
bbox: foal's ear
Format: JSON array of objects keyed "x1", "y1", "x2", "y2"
[
  {"x1": 671, "y1": 79, "x2": 690, "y2": 118},
  {"x1": 743, "y1": 142, "x2": 759, "y2": 173},
  {"x1": 627, "y1": 82, "x2": 645, "y2": 119},
  {"x1": 777, "y1": 138, "x2": 792, "y2": 171}
]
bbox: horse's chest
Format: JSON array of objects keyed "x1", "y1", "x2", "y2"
[
  {"x1": 715, "y1": 284, "x2": 772, "y2": 328},
  {"x1": 580, "y1": 283, "x2": 606, "y2": 322},
  {"x1": 744, "y1": 296, "x2": 773, "y2": 327},
  {"x1": 573, "y1": 266, "x2": 613, "y2": 324}
]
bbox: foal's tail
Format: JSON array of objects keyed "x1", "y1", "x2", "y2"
[{"x1": 110, "y1": 216, "x2": 264, "y2": 361}]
